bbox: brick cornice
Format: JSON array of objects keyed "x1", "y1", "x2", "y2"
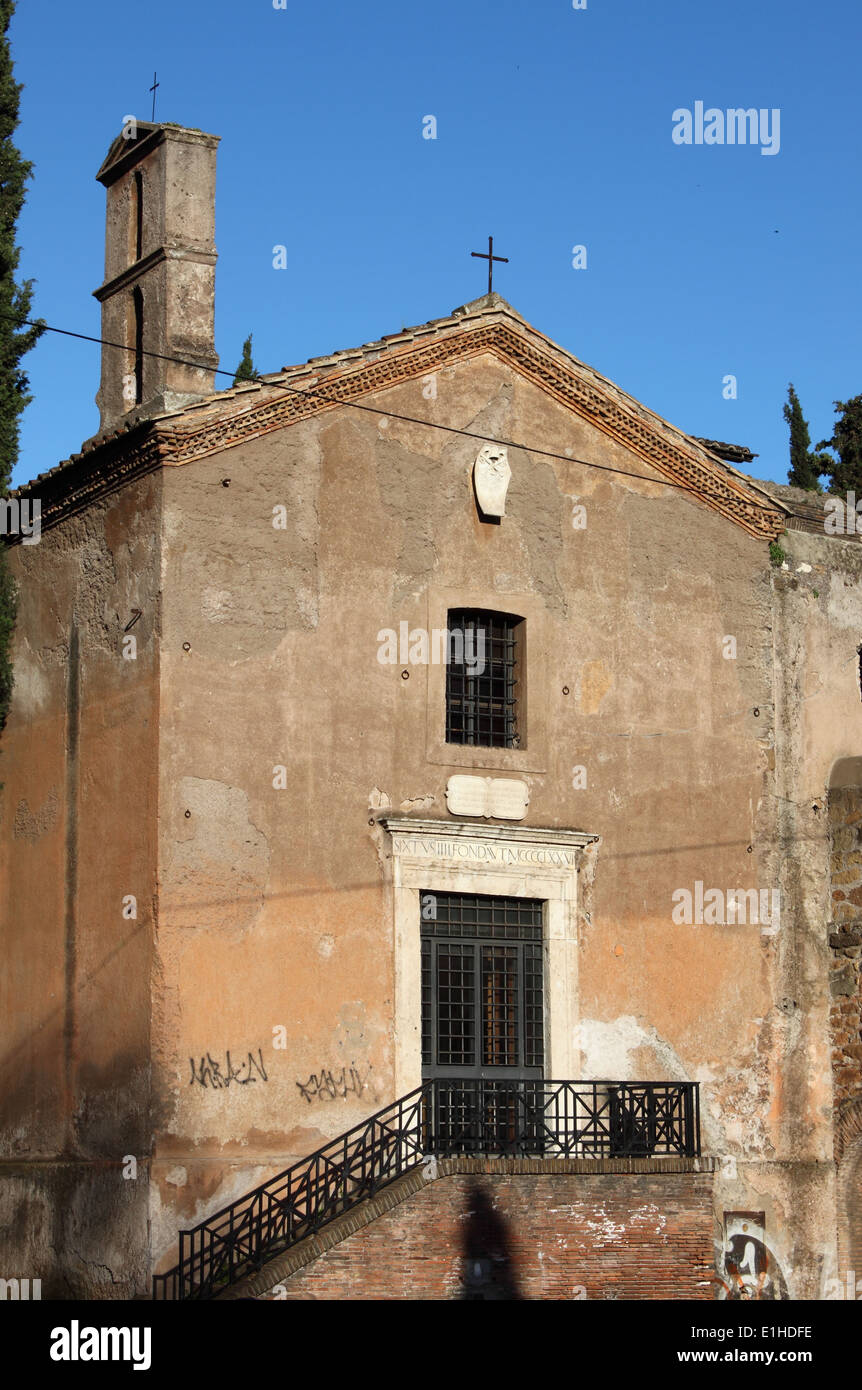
[
  {"x1": 8, "y1": 424, "x2": 165, "y2": 537},
  {"x1": 156, "y1": 321, "x2": 783, "y2": 539},
  {"x1": 165, "y1": 319, "x2": 785, "y2": 541}
]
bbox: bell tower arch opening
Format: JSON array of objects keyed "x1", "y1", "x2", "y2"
[{"x1": 132, "y1": 286, "x2": 144, "y2": 406}]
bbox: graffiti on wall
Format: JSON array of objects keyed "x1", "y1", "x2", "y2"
[
  {"x1": 189, "y1": 1048, "x2": 268, "y2": 1089},
  {"x1": 296, "y1": 1063, "x2": 370, "y2": 1104}
]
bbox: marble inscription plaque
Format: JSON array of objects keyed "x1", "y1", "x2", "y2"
[{"x1": 445, "y1": 774, "x2": 529, "y2": 820}]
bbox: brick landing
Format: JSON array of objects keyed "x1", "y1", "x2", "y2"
[{"x1": 221, "y1": 1156, "x2": 717, "y2": 1301}]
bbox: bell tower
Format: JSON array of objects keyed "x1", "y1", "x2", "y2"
[{"x1": 93, "y1": 121, "x2": 220, "y2": 432}]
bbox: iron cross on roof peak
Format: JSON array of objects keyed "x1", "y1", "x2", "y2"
[
  {"x1": 471, "y1": 236, "x2": 508, "y2": 295},
  {"x1": 149, "y1": 72, "x2": 160, "y2": 122}
]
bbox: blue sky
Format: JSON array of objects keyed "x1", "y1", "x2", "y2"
[{"x1": 9, "y1": 0, "x2": 862, "y2": 488}]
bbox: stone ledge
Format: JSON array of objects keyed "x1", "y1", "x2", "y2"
[{"x1": 219, "y1": 1154, "x2": 716, "y2": 1300}]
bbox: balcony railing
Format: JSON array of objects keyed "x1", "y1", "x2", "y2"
[{"x1": 152, "y1": 1078, "x2": 700, "y2": 1300}]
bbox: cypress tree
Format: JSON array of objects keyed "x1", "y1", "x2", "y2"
[
  {"x1": 233, "y1": 333, "x2": 257, "y2": 384},
  {"x1": 0, "y1": 0, "x2": 44, "y2": 730},
  {"x1": 783, "y1": 384, "x2": 827, "y2": 491},
  {"x1": 817, "y1": 395, "x2": 862, "y2": 495}
]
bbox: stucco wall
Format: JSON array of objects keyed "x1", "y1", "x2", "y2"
[{"x1": 0, "y1": 473, "x2": 161, "y2": 1296}]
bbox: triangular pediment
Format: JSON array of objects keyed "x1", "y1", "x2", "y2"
[
  {"x1": 95, "y1": 121, "x2": 218, "y2": 187},
  {"x1": 95, "y1": 122, "x2": 163, "y2": 187},
  {"x1": 157, "y1": 295, "x2": 785, "y2": 541}
]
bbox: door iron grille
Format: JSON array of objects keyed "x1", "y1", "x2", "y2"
[{"x1": 421, "y1": 892, "x2": 544, "y2": 1151}]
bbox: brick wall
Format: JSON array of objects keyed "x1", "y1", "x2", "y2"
[
  {"x1": 834, "y1": 1123, "x2": 862, "y2": 1288},
  {"x1": 851, "y1": 1154, "x2": 862, "y2": 1280},
  {"x1": 254, "y1": 1163, "x2": 715, "y2": 1301},
  {"x1": 829, "y1": 788, "x2": 862, "y2": 1111}
]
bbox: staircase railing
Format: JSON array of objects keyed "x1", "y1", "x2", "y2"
[{"x1": 151, "y1": 1077, "x2": 700, "y2": 1300}]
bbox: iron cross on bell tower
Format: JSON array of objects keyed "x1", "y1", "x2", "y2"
[{"x1": 471, "y1": 236, "x2": 509, "y2": 294}]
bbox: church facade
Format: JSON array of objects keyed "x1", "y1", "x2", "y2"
[{"x1": 2, "y1": 121, "x2": 861, "y2": 1300}]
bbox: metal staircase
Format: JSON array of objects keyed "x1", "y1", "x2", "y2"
[{"x1": 152, "y1": 1077, "x2": 700, "y2": 1300}]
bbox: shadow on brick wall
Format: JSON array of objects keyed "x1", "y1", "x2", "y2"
[{"x1": 458, "y1": 1181, "x2": 523, "y2": 1300}]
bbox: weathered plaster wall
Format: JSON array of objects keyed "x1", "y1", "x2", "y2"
[
  {"x1": 738, "y1": 525, "x2": 862, "y2": 1299},
  {"x1": 149, "y1": 354, "x2": 837, "y2": 1294},
  {"x1": 0, "y1": 474, "x2": 161, "y2": 1296}
]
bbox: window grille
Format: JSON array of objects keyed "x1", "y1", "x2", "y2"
[{"x1": 445, "y1": 609, "x2": 520, "y2": 748}]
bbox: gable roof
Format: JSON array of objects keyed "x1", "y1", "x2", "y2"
[{"x1": 13, "y1": 294, "x2": 788, "y2": 540}]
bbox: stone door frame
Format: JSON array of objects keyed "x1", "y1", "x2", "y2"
[{"x1": 381, "y1": 817, "x2": 598, "y2": 1096}]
